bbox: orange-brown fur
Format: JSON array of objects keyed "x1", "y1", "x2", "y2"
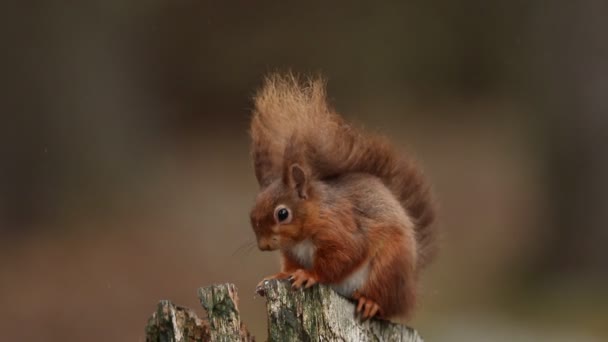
[{"x1": 249, "y1": 72, "x2": 436, "y2": 319}]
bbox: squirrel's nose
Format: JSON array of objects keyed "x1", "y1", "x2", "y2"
[{"x1": 258, "y1": 239, "x2": 270, "y2": 251}]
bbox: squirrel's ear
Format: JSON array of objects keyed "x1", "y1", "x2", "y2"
[{"x1": 289, "y1": 163, "x2": 309, "y2": 199}]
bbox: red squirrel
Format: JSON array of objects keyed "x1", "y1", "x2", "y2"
[{"x1": 249, "y1": 73, "x2": 437, "y2": 320}]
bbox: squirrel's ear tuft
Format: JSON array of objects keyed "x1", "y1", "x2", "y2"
[{"x1": 289, "y1": 164, "x2": 309, "y2": 199}]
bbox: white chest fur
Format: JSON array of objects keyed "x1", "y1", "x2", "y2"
[
  {"x1": 289, "y1": 239, "x2": 316, "y2": 269},
  {"x1": 331, "y1": 262, "x2": 370, "y2": 297},
  {"x1": 289, "y1": 239, "x2": 369, "y2": 297}
]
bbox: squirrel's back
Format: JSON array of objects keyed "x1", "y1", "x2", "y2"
[
  {"x1": 250, "y1": 72, "x2": 437, "y2": 267},
  {"x1": 324, "y1": 173, "x2": 415, "y2": 231}
]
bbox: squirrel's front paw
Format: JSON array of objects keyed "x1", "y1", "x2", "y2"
[{"x1": 289, "y1": 269, "x2": 318, "y2": 289}]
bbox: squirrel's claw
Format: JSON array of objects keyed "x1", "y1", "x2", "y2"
[
  {"x1": 304, "y1": 277, "x2": 317, "y2": 288},
  {"x1": 367, "y1": 304, "x2": 380, "y2": 319},
  {"x1": 356, "y1": 296, "x2": 366, "y2": 313},
  {"x1": 355, "y1": 293, "x2": 381, "y2": 320},
  {"x1": 363, "y1": 301, "x2": 379, "y2": 320},
  {"x1": 290, "y1": 269, "x2": 317, "y2": 290}
]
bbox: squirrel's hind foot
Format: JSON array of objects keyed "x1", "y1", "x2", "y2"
[{"x1": 353, "y1": 291, "x2": 382, "y2": 320}]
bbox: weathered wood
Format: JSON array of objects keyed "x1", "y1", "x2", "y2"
[
  {"x1": 198, "y1": 283, "x2": 253, "y2": 342},
  {"x1": 260, "y1": 279, "x2": 423, "y2": 342},
  {"x1": 146, "y1": 281, "x2": 423, "y2": 341},
  {"x1": 145, "y1": 284, "x2": 253, "y2": 342},
  {"x1": 145, "y1": 300, "x2": 210, "y2": 342}
]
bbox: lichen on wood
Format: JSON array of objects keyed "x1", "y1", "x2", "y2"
[
  {"x1": 259, "y1": 279, "x2": 423, "y2": 342},
  {"x1": 145, "y1": 284, "x2": 253, "y2": 342},
  {"x1": 145, "y1": 300, "x2": 210, "y2": 342},
  {"x1": 146, "y1": 281, "x2": 423, "y2": 342},
  {"x1": 198, "y1": 283, "x2": 253, "y2": 342}
]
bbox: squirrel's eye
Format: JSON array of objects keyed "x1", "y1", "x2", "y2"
[
  {"x1": 277, "y1": 208, "x2": 289, "y2": 221},
  {"x1": 274, "y1": 205, "x2": 292, "y2": 224}
]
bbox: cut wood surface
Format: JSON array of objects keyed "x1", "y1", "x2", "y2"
[{"x1": 145, "y1": 280, "x2": 423, "y2": 341}]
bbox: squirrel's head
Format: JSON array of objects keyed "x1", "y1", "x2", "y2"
[{"x1": 249, "y1": 163, "x2": 313, "y2": 251}]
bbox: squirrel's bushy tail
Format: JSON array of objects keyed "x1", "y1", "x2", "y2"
[{"x1": 251, "y1": 72, "x2": 437, "y2": 266}]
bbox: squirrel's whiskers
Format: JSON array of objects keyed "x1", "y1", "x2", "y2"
[{"x1": 232, "y1": 238, "x2": 257, "y2": 257}]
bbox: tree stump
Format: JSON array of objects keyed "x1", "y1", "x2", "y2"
[
  {"x1": 145, "y1": 283, "x2": 253, "y2": 342},
  {"x1": 260, "y1": 279, "x2": 423, "y2": 341},
  {"x1": 145, "y1": 280, "x2": 423, "y2": 341}
]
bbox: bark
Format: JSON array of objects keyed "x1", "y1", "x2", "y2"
[
  {"x1": 145, "y1": 283, "x2": 253, "y2": 342},
  {"x1": 260, "y1": 279, "x2": 423, "y2": 342},
  {"x1": 145, "y1": 300, "x2": 210, "y2": 342},
  {"x1": 145, "y1": 281, "x2": 423, "y2": 342}
]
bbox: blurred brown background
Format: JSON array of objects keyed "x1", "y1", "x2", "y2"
[{"x1": 1, "y1": 1, "x2": 607, "y2": 341}]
